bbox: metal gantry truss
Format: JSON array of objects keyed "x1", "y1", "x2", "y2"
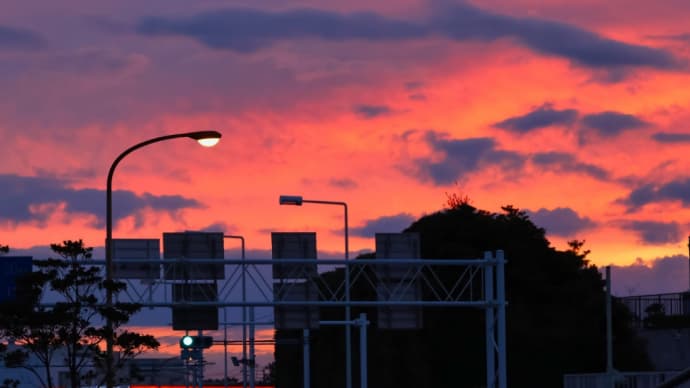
[{"x1": 86, "y1": 251, "x2": 507, "y2": 388}]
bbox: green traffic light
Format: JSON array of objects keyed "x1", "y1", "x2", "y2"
[
  {"x1": 181, "y1": 335, "x2": 194, "y2": 347},
  {"x1": 179, "y1": 334, "x2": 213, "y2": 349}
]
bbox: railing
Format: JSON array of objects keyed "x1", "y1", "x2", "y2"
[
  {"x1": 564, "y1": 371, "x2": 685, "y2": 388},
  {"x1": 619, "y1": 292, "x2": 690, "y2": 325}
]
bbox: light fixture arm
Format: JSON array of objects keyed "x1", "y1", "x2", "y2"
[
  {"x1": 300, "y1": 199, "x2": 348, "y2": 259},
  {"x1": 106, "y1": 130, "x2": 222, "y2": 272},
  {"x1": 104, "y1": 130, "x2": 221, "y2": 388}
]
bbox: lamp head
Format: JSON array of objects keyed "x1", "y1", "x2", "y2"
[
  {"x1": 279, "y1": 195, "x2": 303, "y2": 206},
  {"x1": 188, "y1": 130, "x2": 222, "y2": 147}
]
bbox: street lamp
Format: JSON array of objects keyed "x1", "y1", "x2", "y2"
[
  {"x1": 278, "y1": 194, "x2": 351, "y2": 388},
  {"x1": 104, "y1": 130, "x2": 221, "y2": 388},
  {"x1": 224, "y1": 235, "x2": 248, "y2": 388},
  {"x1": 278, "y1": 195, "x2": 349, "y2": 259}
]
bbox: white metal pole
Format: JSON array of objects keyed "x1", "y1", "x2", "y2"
[
  {"x1": 224, "y1": 234, "x2": 247, "y2": 388},
  {"x1": 484, "y1": 251, "x2": 495, "y2": 388},
  {"x1": 496, "y1": 250, "x2": 507, "y2": 388},
  {"x1": 303, "y1": 328, "x2": 310, "y2": 388},
  {"x1": 185, "y1": 357, "x2": 190, "y2": 388},
  {"x1": 250, "y1": 306, "x2": 256, "y2": 388},
  {"x1": 302, "y1": 199, "x2": 351, "y2": 388},
  {"x1": 224, "y1": 308, "x2": 228, "y2": 388},
  {"x1": 359, "y1": 313, "x2": 368, "y2": 388},
  {"x1": 343, "y1": 203, "x2": 352, "y2": 388},
  {"x1": 198, "y1": 329, "x2": 204, "y2": 388},
  {"x1": 241, "y1": 239, "x2": 248, "y2": 388}
]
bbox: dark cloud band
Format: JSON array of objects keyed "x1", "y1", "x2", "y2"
[
  {"x1": 137, "y1": 8, "x2": 427, "y2": 53},
  {"x1": 432, "y1": 2, "x2": 682, "y2": 70},
  {"x1": 581, "y1": 111, "x2": 647, "y2": 136},
  {"x1": 354, "y1": 104, "x2": 393, "y2": 119},
  {"x1": 621, "y1": 179, "x2": 690, "y2": 210},
  {"x1": 136, "y1": 3, "x2": 684, "y2": 71},
  {"x1": 0, "y1": 174, "x2": 201, "y2": 228},
  {"x1": 619, "y1": 220, "x2": 682, "y2": 244},
  {"x1": 0, "y1": 25, "x2": 44, "y2": 50},
  {"x1": 351, "y1": 213, "x2": 416, "y2": 237},
  {"x1": 494, "y1": 105, "x2": 578, "y2": 133},
  {"x1": 609, "y1": 255, "x2": 687, "y2": 295},
  {"x1": 531, "y1": 152, "x2": 610, "y2": 181},
  {"x1": 527, "y1": 207, "x2": 596, "y2": 237},
  {"x1": 412, "y1": 131, "x2": 525, "y2": 185},
  {"x1": 494, "y1": 104, "x2": 648, "y2": 138},
  {"x1": 652, "y1": 132, "x2": 690, "y2": 143}
]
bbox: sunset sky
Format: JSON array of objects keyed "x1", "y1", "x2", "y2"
[{"x1": 2, "y1": 0, "x2": 690, "y2": 375}]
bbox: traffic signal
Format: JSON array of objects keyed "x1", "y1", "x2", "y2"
[
  {"x1": 180, "y1": 348, "x2": 202, "y2": 360},
  {"x1": 179, "y1": 335, "x2": 213, "y2": 349}
]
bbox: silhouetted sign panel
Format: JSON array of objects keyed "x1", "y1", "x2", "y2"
[
  {"x1": 273, "y1": 282, "x2": 319, "y2": 330},
  {"x1": 376, "y1": 285, "x2": 423, "y2": 330},
  {"x1": 375, "y1": 232, "x2": 421, "y2": 280},
  {"x1": 375, "y1": 233, "x2": 423, "y2": 329},
  {"x1": 271, "y1": 232, "x2": 317, "y2": 279},
  {"x1": 112, "y1": 238, "x2": 160, "y2": 279},
  {"x1": 163, "y1": 232, "x2": 224, "y2": 280},
  {"x1": 172, "y1": 283, "x2": 218, "y2": 330},
  {"x1": 0, "y1": 256, "x2": 32, "y2": 302},
  {"x1": 272, "y1": 232, "x2": 319, "y2": 329}
]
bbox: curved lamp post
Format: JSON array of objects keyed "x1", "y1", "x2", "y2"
[
  {"x1": 224, "y1": 235, "x2": 247, "y2": 388},
  {"x1": 278, "y1": 196, "x2": 348, "y2": 260},
  {"x1": 104, "y1": 130, "x2": 221, "y2": 388},
  {"x1": 279, "y1": 195, "x2": 351, "y2": 388}
]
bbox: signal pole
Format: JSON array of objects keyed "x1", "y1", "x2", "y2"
[{"x1": 179, "y1": 332, "x2": 214, "y2": 388}]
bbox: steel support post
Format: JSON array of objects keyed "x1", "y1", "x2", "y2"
[
  {"x1": 496, "y1": 250, "x2": 507, "y2": 388},
  {"x1": 250, "y1": 306, "x2": 256, "y2": 388},
  {"x1": 303, "y1": 328, "x2": 310, "y2": 388},
  {"x1": 224, "y1": 308, "x2": 228, "y2": 388},
  {"x1": 359, "y1": 313, "x2": 368, "y2": 388},
  {"x1": 484, "y1": 251, "x2": 496, "y2": 388}
]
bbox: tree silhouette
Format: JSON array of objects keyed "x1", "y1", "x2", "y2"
[
  {"x1": 401, "y1": 203, "x2": 650, "y2": 387},
  {"x1": 0, "y1": 240, "x2": 159, "y2": 388}
]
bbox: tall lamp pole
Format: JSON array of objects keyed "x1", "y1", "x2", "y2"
[
  {"x1": 224, "y1": 235, "x2": 248, "y2": 388},
  {"x1": 105, "y1": 130, "x2": 221, "y2": 388},
  {"x1": 279, "y1": 195, "x2": 351, "y2": 388}
]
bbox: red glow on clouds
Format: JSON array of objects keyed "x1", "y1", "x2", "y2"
[{"x1": 1, "y1": 1, "x2": 690, "y2": 298}]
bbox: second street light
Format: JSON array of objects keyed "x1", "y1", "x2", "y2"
[
  {"x1": 279, "y1": 194, "x2": 351, "y2": 388},
  {"x1": 224, "y1": 234, "x2": 249, "y2": 388},
  {"x1": 104, "y1": 130, "x2": 221, "y2": 388}
]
